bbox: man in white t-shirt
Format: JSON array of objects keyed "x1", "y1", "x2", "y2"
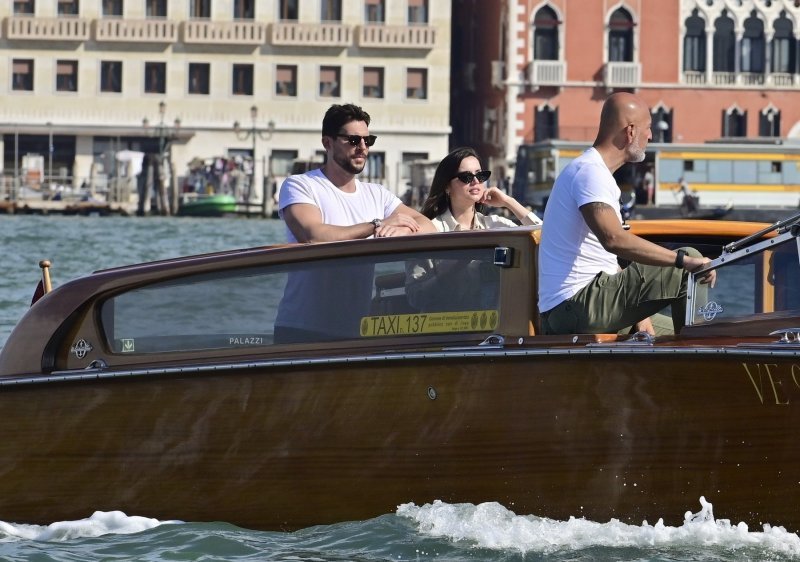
[
  {"x1": 538, "y1": 93, "x2": 716, "y2": 336},
  {"x1": 279, "y1": 103, "x2": 435, "y2": 243},
  {"x1": 275, "y1": 104, "x2": 436, "y2": 343}
]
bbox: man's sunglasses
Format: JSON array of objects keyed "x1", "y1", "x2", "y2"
[
  {"x1": 335, "y1": 134, "x2": 377, "y2": 147},
  {"x1": 452, "y1": 170, "x2": 491, "y2": 184}
]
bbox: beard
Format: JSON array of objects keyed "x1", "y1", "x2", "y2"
[
  {"x1": 627, "y1": 137, "x2": 646, "y2": 163},
  {"x1": 333, "y1": 151, "x2": 366, "y2": 175}
]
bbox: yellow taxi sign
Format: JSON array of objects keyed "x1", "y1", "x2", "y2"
[{"x1": 360, "y1": 310, "x2": 499, "y2": 337}]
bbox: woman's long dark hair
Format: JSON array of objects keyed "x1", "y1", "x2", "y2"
[{"x1": 420, "y1": 147, "x2": 483, "y2": 219}]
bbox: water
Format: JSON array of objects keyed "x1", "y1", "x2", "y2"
[{"x1": 1, "y1": 215, "x2": 800, "y2": 561}]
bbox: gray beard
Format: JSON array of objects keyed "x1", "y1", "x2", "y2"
[{"x1": 628, "y1": 139, "x2": 646, "y2": 163}]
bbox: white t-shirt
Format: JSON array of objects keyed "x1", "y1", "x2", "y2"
[
  {"x1": 275, "y1": 168, "x2": 402, "y2": 337},
  {"x1": 278, "y1": 168, "x2": 402, "y2": 243},
  {"x1": 538, "y1": 147, "x2": 622, "y2": 313}
]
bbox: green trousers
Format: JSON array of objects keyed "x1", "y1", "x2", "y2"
[{"x1": 541, "y1": 247, "x2": 702, "y2": 336}]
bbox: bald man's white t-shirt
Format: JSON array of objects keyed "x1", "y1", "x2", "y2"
[{"x1": 538, "y1": 147, "x2": 622, "y2": 313}]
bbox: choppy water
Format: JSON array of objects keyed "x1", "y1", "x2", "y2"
[{"x1": 1, "y1": 215, "x2": 800, "y2": 561}]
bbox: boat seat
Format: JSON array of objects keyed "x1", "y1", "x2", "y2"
[{"x1": 370, "y1": 272, "x2": 417, "y2": 316}]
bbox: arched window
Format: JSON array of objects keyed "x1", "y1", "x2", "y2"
[
  {"x1": 608, "y1": 8, "x2": 634, "y2": 62},
  {"x1": 651, "y1": 107, "x2": 673, "y2": 143},
  {"x1": 533, "y1": 6, "x2": 559, "y2": 60},
  {"x1": 741, "y1": 11, "x2": 765, "y2": 73},
  {"x1": 683, "y1": 9, "x2": 706, "y2": 72},
  {"x1": 713, "y1": 10, "x2": 735, "y2": 71},
  {"x1": 772, "y1": 13, "x2": 796, "y2": 74},
  {"x1": 759, "y1": 107, "x2": 781, "y2": 137},
  {"x1": 722, "y1": 106, "x2": 747, "y2": 137},
  {"x1": 534, "y1": 105, "x2": 559, "y2": 142}
]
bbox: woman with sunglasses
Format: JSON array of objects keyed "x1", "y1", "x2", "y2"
[
  {"x1": 419, "y1": 147, "x2": 542, "y2": 231},
  {"x1": 406, "y1": 148, "x2": 542, "y2": 312}
]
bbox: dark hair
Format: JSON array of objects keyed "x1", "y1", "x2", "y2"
[
  {"x1": 322, "y1": 104, "x2": 371, "y2": 137},
  {"x1": 420, "y1": 147, "x2": 483, "y2": 219}
]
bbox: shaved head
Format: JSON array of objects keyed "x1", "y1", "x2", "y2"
[{"x1": 593, "y1": 92, "x2": 652, "y2": 167}]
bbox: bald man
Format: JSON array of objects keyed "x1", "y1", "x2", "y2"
[{"x1": 537, "y1": 93, "x2": 715, "y2": 336}]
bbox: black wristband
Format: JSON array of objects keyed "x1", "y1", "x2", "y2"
[{"x1": 674, "y1": 249, "x2": 686, "y2": 269}]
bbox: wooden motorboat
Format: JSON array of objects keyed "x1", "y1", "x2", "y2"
[{"x1": 1, "y1": 217, "x2": 800, "y2": 532}]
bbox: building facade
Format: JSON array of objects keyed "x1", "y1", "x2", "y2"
[
  {"x1": 0, "y1": 0, "x2": 451, "y2": 209},
  {"x1": 451, "y1": 0, "x2": 800, "y2": 176}
]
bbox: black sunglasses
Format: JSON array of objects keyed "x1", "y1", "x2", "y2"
[
  {"x1": 335, "y1": 134, "x2": 377, "y2": 147},
  {"x1": 453, "y1": 170, "x2": 491, "y2": 184}
]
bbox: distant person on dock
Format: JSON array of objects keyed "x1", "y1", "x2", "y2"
[
  {"x1": 643, "y1": 163, "x2": 655, "y2": 205},
  {"x1": 418, "y1": 147, "x2": 542, "y2": 231},
  {"x1": 278, "y1": 103, "x2": 436, "y2": 243},
  {"x1": 538, "y1": 92, "x2": 716, "y2": 337}
]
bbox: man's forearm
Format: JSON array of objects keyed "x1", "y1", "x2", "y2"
[{"x1": 293, "y1": 222, "x2": 375, "y2": 243}]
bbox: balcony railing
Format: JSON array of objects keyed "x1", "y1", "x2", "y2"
[
  {"x1": 740, "y1": 72, "x2": 766, "y2": 86},
  {"x1": 603, "y1": 61, "x2": 641, "y2": 89},
  {"x1": 5, "y1": 16, "x2": 91, "y2": 41},
  {"x1": 271, "y1": 22, "x2": 352, "y2": 47},
  {"x1": 683, "y1": 70, "x2": 706, "y2": 84},
  {"x1": 183, "y1": 20, "x2": 265, "y2": 45},
  {"x1": 356, "y1": 24, "x2": 435, "y2": 49},
  {"x1": 528, "y1": 60, "x2": 566, "y2": 87},
  {"x1": 95, "y1": 19, "x2": 178, "y2": 43},
  {"x1": 771, "y1": 73, "x2": 797, "y2": 87},
  {"x1": 712, "y1": 71, "x2": 736, "y2": 86}
]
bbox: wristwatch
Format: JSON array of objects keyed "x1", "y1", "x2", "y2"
[
  {"x1": 674, "y1": 249, "x2": 686, "y2": 269},
  {"x1": 371, "y1": 218, "x2": 382, "y2": 232}
]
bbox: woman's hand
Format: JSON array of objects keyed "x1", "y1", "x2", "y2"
[{"x1": 480, "y1": 187, "x2": 511, "y2": 209}]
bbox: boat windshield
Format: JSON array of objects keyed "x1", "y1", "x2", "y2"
[
  {"x1": 99, "y1": 246, "x2": 504, "y2": 353},
  {"x1": 687, "y1": 231, "x2": 800, "y2": 326}
]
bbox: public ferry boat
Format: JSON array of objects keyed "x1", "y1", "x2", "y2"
[{"x1": 0, "y1": 215, "x2": 799, "y2": 532}]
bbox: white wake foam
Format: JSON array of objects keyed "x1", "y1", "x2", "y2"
[
  {"x1": 397, "y1": 496, "x2": 800, "y2": 556},
  {"x1": 0, "y1": 510, "x2": 180, "y2": 542}
]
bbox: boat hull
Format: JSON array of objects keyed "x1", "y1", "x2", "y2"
[
  {"x1": 2, "y1": 350, "x2": 798, "y2": 531},
  {"x1": 176, "y1": 194, "x2": 237, "y2": 217}
]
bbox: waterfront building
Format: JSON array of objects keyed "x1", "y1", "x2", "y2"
[
  {"x1": 450, "y1": 0, "x2": 800, "y2": 181},
  {"x1": 0, "y1": 0, "x2": 451, "y2": 210}
]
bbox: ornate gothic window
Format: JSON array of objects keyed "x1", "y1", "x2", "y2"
[
  {"x1": 771, "y1": 13, "x2": 796, "y2": 74},
  {"x1": 534, "y1": 105, "x2": 559, "y2": 142},
  {"x1": 683, "y1": 9, "x2": 706, "y2": 72},
  {"x1": 608, "y1": 8, "x2": 634, "y2": 62},
  {"x1": 533, "y1": 6, "x2": 559, "y2": 61},
  {"x1": 741, "y1": 11, "x2": 766, "y2": 73},
  {"x1": 722, "y1": 106, "x2": 747, "y2": 137},
  {"x1": 759, "y1": 107, "x2": 781, "y2": 137},
  {"x1": 713, "y1": 11, "x2": 735, "y2": 72}
]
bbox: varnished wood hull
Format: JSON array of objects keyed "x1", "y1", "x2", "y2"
[{"x1": 2, "y1": 350, "x2": 798, "y2": 531}]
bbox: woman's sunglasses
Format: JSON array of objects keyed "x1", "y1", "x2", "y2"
[
  {"x1": 335, "y1": 134, "x2": 378, "y2": 147},
  {"x1": 452, "y1": 170, "x2": 491, "y2": 184}
]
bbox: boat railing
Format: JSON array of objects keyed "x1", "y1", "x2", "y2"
[{"x1": 722, "y1": 210, "x2": 800, "y2": 254}]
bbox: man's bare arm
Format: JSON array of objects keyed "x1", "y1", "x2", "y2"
[
  {"x1": 375, "y1": 204, "x2": 437, "y2": 237},
  {"x1": 580, "y1": 202, "x2": 715, "y2": 285},
  {"x1": 283, "y1": 203, "x2": 376, "y2": 243},
  {"x1": 390, "y1": 204, "x2": 437, "y2": 233}
]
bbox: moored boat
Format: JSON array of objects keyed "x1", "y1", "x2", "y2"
[
  {"x1": 176, "y1": 193, "x2": 237, "y2": 217},
  {"x1": 1, "y1": 217, "x2": 799, "y2": 532}
]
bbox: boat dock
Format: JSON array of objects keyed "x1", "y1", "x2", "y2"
[{"x1": 0, "y1": 199, "x2": 136, "y2": 216}]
